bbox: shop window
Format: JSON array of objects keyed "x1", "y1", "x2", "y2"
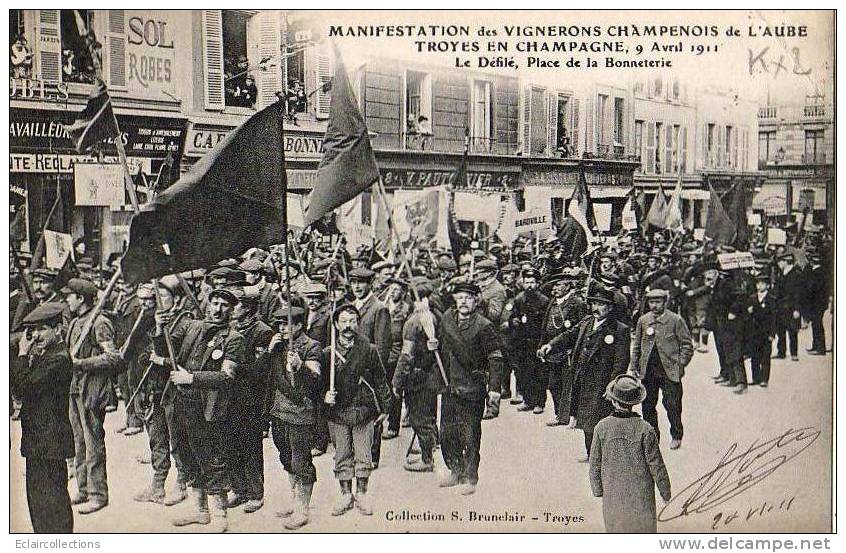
[
  {"x1": 10, "y1": 10, "x2": 33, "y2": 79},
  {"x1": 406, "y1": 70, "x2": 433, "y2": 148},
  {"x1": 60, "y1": 10, "x2": 98, "y2": 84},
  {"x1": 470, "y1": 80, "x2": 492, "y2": 152}
]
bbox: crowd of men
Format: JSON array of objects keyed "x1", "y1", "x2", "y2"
[{"x1": 10, "y1": 222, "x2": 833, "y2": 533}]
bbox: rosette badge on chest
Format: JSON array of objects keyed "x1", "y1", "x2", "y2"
[
  {"x1": 646, "y1": 326, "x2": 655, "y2": 336},
  {"x1": 604, "y1": 334, "x2": 615, "y2": 345},
  {"x1": 211, "y1": 349, "x2": 224, "y2": 360}
]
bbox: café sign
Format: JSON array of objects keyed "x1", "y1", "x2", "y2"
[{"x1": 187, "y1": 127, "x2": 325, "y2": 160}]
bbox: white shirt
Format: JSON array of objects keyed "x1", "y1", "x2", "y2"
[{"x1": 592, "y1": 317, "x2": 607, "y2": 332}]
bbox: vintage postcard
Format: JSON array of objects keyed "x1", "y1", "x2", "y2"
[{"x1": 7, "y1": 7, "x2": 835, "y2": 538}]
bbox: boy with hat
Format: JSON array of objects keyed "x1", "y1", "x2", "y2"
[
  {"x1": 301, "y1": 281, "x2": 331, "y2": 456},
  {"x1": 747, "y1": 274, "x2": 777, "y2": 386},
  {"x1": 12, "y1": 303, "x2": 75, "y2": 532},
  {"x1": 266, "y1": 305, "x2": 323, "y2": 529},
  {"x1": 64, "y1": 278, "x2": 123, "y2": 515},
  {"x1": 589, "y1": 374, "x2": 671, "y2": 533}
]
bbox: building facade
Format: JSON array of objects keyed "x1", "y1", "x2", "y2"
[{"x1": 756, "y1": 95, "x2": 834, "y2": 228}]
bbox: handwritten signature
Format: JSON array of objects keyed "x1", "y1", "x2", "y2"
[{"x1": 658, "y1": 426, "x2": 821, "y2": 522}]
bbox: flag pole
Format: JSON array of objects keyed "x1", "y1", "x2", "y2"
[
  {"x1": 10, "y1": 244, "x2": 34, "y2": 304},
  {"x1": 375, "y1": 178, "x2": 449, "y2": 386}
]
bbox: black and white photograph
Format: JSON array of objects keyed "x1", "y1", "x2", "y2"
[{"x1": 5, "y1": 6, "x2": 837, "y2": 541}]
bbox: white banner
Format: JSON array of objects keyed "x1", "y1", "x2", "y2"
[
  {"x1": 767, "y1": 228, "x2": 787, "y2": 246},
  {"x1": 287, "y1": 193, "x2": 306, "y2": 228},
  {"x1": 74, "y1": 163, "x2": 125, "y2": 207},
  {"x1": 43, "y1": 230, "x2": 73, "y2": 269},
  {"x1": 593, "y1": 203, "x2": 613, "y2": 233},
  {"x1": 621, "y1": 197, "x2": 637, "y2": 230}
]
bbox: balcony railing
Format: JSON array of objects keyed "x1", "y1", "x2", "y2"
[
  {"x1": 758, "y1": 106, "x2": 778, "y2": 119},
  {"x1": 585, "y1": 143, "x2": 627, "y2": 160},
  {"x1": 468, "y1": 136, "x2": 495, "y2": 154},
  {"x1": 802, "y1": 152, "x2": 826, "y2": 164},
  {"x1": 803, "y1": 104, "x2": 826, "y2": 118},
  {"x1": 402, "y1": 131, "x2": 435, "y2": 151}
]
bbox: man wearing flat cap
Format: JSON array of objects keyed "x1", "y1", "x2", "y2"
[
  {"x1": 538, "y1": 287, "x2": 630, "y2": 461},
  {"x1": 347, "y1": 267, "x2": 393, "y2": 466},
  {"x1": 301, "y1": 281, "x2": 332, "y2": 456},
  {"x1": 11, "y1": 268, "x2": 65, "y2": 330},
  {"x1": 64, "y1": 278, "x2": 124, "y2": 515},
  {"x1": 435, "y1": 281, "x2": 505, "y2": 495},
  {"x1": 506, "y1": 268, "x2": 550, "y2": 415},
  {"x1": 630, "y1": 288, "x2": 693, "y2": 449},
  {"x1": 475, "y1": 259, "x2": 507, "y2": 419},
  {"x1": 12, "y1": 303, "x2": 75, "y2": 533},
  {"x1": 153, "y1": 284, "x2": 245, "y2": 532},
  {"x1": 225, "y1": 288, "x2": 274, "y2": 514},
  {"x1": 265, "y1": 305, "x2": 323, "y2": 529}
]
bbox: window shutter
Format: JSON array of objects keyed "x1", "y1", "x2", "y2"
[
  {"x1": 202, "y1": 10, "x2": 224, "y2": 111},
  {"x1": 646, "y1": 122, "x2": 656, "y2": 174},
  {"x1": 106, "y1": 10, "x2": 127, "y2": 90},
  {"x1": 702, "y1": 124, "x2": 709, "y2": 168},
  {"x1": 247, "y1": 10, "x2": 283, "y2": 110},
  {"x1": 547, "y1": 91, "x2": 557, "y2": 156},
  {"x1": 570, "y1": 98, "x2": 580, "y2": 156},
  {"x1": 681, "y1": 127, "x2": 688, "y2": 173},
  {"x1": 665, "y1": 125, "x2": 673, "y2": 173},
  {"x1": 36, "y1": 10, "x2": 61, "y2": 83},
  {"x1": 583, "y1": 95, "x2": 594, "y2": 154},
  {"x1": 717, "y1": 126, "x2": 726, "y2": 167},
  {"x1": 315, "y1": 43, "x2": 332, "y2": 119},
  {"x1": 520, "y1": 84, "x2": 531, "y2": 154}
]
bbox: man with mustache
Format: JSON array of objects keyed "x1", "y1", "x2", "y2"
[
  {"x1": 154, "y1": 284, "x2": 245, "y2": 533},
  {"x1": 12, "y1": 302, "x2": 75, "y2": 533},
  {"x1": 321, "y1": 304, "x2": 390, "y2": 517},
  {"x1": 435, "y1": 281, "x2": 505, "y2": 496},
  {"x1": 538, "y1": 287, "x2": 630, "y2": 461}
]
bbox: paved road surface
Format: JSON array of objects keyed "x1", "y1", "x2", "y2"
[{"x1": 10, "y1": 322, "x2": 833, "y2": 533}]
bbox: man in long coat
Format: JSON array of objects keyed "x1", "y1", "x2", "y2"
[{"x1": 539, "y1": 287, "x2": 630, "y2": 460}]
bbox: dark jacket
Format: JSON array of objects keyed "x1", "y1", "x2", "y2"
[
  {"x1": 232, "y1": 316, "x2": 274, "y2": 408},
  {"x1": 438, "y1": 308, "x2": 505, "y2": 401},
  {"x1": 266, "y1": 331, "x2": 323, "y2": 425},
  {"x1": 746, "y1": 290, "x2": 778, "y2": 344},
  {"x1": 11, "y1": 340, "x2": 75, "y2": 459},
  {"x1": 355, "y1": 294, "x2": 392, "y2": 367},
  {"x1": 155, "y1": 319, "x2": 245, "y2": 422},
  {"x1": 393, "y1": 310, "x2": 446, "y2": 394},
  {"x1": 507, "y1": 288, "x2": 550, "y2": 349},
  {"x1": 321, "y1": 334, "x2": 391, "y2": 426},
  {"x1": 67, "y1": 311, "x2": 124, "y2": 411},
  {"x1": 305, "y1": 305, "x2": 331, "y2": 348},
  {"x1": 540, "y1": 292, "x2": 588, "y2": 365},
  {"x1": 549, "y1": 316, "x2": 630, "y2": 431}
]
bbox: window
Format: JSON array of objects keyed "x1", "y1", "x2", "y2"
[
  {"x1": 759, "y1": 131, "x2": 775, "y2": 162},
  {"x1": 680, "y1": 126, "x2": 688, "y2": 173},
  {"x1": 10, "y1": 10, "x2": 33, "y2": 79},
  {"x1": 528, "y1": 86, "x2": 547, "y2": 155},
  {"x1": 652, "y1": 76, "x2": 662, "y2": 98},
  {"x1": 613, "y1": 97, "x2": 624, "y2": 146},
  {"x1": 556, "y1": 95, "x2": 570, "y2": 155},
  {"x1": 285, "y1": 48, "x2": 307, "y2": 116},
  {"x1": 222, "y1": 11, "x2": 254, "y2": 108},
  {"x1": 471, "y1": 80, "x2": 492, "y2": 152},
  {"x1": 664, "y1": 123, "x2": 674, "y2": 174},
  {"x1": 672, "y1": 79, "x2": 680, "y2": 101},
  {"x1": 804, "y1": 130, "x2": 824, "y2": 163},
  {"x1": 634, "y1": 120, "x2": 644, "y2": 163},
  {"x1": 655, "y1": 122, "x2": 663, "y2": 174},
  {"x1": 596, "y1": 94, "x2": 608, "y2": 149},
  {"x1": 706, "y1": 123, "x2": 716, "y2": 166},
  {"x1": 406, "y1": 70, "x2": 433, "y2": 148},
  {"x1": 645, "y1": 121, "x2": 656, "y2": 174},
  {"x1": 725, "y1": 125, "x2": 734, "y2": 168},
  {"x1": 61, "y1": 10, "x2": 98, "y2": 84}
]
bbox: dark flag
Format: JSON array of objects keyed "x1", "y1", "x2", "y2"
[
  {"x1": 55, "y1": 254, "x2": 78, "y2": 290},
  {"x1": 446, "y1": 143, "x2": 472, "y2": 262},
  {"x1": 10, "y1": 205, "x2": 27, "y2": 245},
  {"x1": 558, "y1": 167, "x2": 595, "y2": 260},
  {"x1": 646, "y1": 185, "x2": 669, "y2": 230},
  {"x1": 704, "y1": 183, "x2": 736, "y2": 245},
  {"x1": 304, "y1": 44, "x2": 380, "y2": 227},
  {"x1": 121, "y1": 101, "x2": 287, "y2": 285},
  {"x1": 64, "y1": 80, "x2": 119, "y2": 153},
  {"x1": 729, "y1": 183, "x2": 750, "y2": 250}
]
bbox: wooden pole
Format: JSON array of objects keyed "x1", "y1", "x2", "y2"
[
  {"x1": 10, "y1": 244, "x2": 34, "y2": 304},
  {"x1": 70, "y1": 269, "x2": 121, "y2": 358},
  {"x1": 374, "y1": 178, "x2": 449, "y2": 386}
]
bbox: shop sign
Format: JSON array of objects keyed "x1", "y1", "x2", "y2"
[
  {"x1": 10, "y1": 78, "x2": 70, "y2": 102},
  {"x1": 380, "y1": 168, "x2": 517, "y2": 189},
  {"x1": 10, "y1": 152, "x2": 152, "y2": 174},
  {"x1": 522, "y1": 169, "x2": 633, "y2": 187},
  {"x1": 187, "y1": 127, "x2": 325, "y2": 160},
  {"x1": 125, "y1": 11, "x2": 177, "y2": 97},
  {"x1": 74, "y1": 163, "x2": 125, "y2": 207},
  {"x1": 10, "y1": 108, "x2": 185, "y2": 158}
]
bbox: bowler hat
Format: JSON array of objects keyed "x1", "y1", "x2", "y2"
[{"x1": 604, "y1": 374, "x2": 647, "y2": 406}]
